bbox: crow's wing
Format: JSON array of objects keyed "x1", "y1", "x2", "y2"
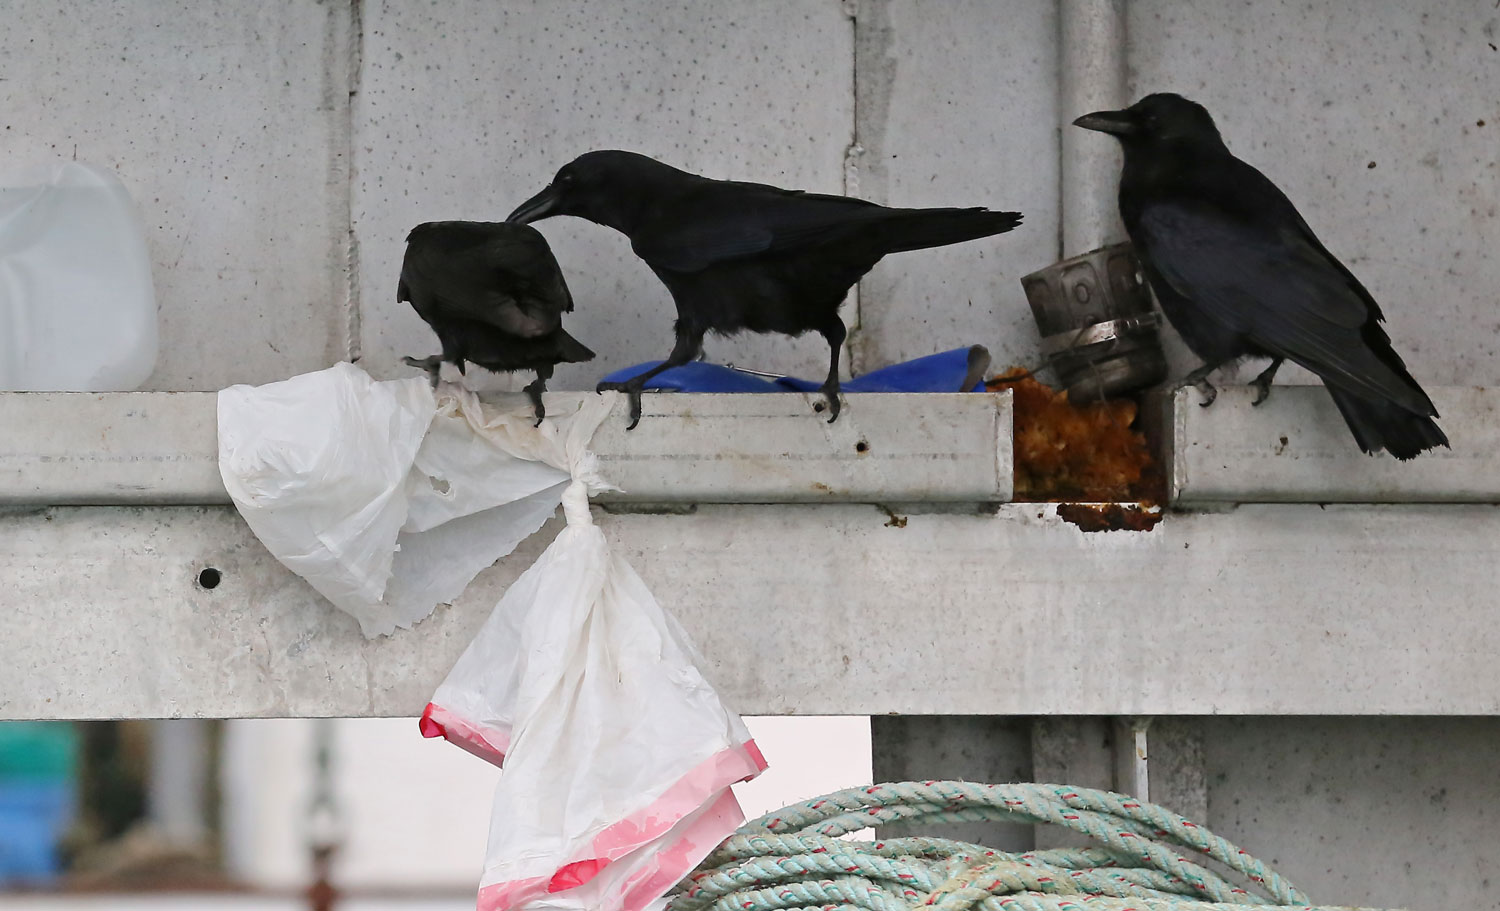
[
  {"x1": 401, "y1": 224, "x2": 572, "y2": 336},
  {"x1": 632, "y1": 182, "x2": 890, "y2": 272},
  {"x1": 1135, "y1": 201, "x2": 1429, "y2": 413}
]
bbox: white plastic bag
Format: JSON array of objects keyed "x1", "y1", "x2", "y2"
[
  {"x1": 219, "y1": 361, "x2": 764, "y2": 910},
  {"x1": 424, "y1": 481, "x2": 765, "y2": 911},
  {"x1": 0, "y1": 161, "x2": 158, "y2": 391},
  {"x1": 217, "y1": 362, "x2": 612, "y2": 637}
]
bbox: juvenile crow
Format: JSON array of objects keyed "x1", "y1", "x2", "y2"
[
  {"x1": 398, "y1": 221, "x2": 594, "y2": 425},
  {"x1": 1075, "y1": 93, "x2": 1447, "y2": 460},
  {"x1": 507, "y1": 151, "x2": 1022, "y2": 429}
]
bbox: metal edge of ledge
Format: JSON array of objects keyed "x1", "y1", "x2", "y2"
[
  {"x1": 1166, "y1": 385, "x2": 1493, "y2": 505},
  {"x1": 0, "y1": 389, "x2": 1014, "y2": 507}
]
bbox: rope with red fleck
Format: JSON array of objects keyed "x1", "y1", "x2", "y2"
[{"x1": 665, "y1": 781, "x2": 1399, "y2": 911}]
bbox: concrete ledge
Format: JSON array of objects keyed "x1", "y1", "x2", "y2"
[
  {"x1": 0, "y1": 390, "x2": 1012, "y2": 506},
  {"x1": 1166, "y1": 385, "x2": 1492, "y2": 505},
  {"x1": 2, "y1": 503, "x2": 1496, "y2": 719}
]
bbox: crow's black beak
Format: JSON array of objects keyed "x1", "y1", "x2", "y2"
[
  {"x1": 506, "y1": 184, "x2": 561, "y2": 224},
  {"x1": 1073, "y1": 109, "x2": 1137, "y2": 136}
]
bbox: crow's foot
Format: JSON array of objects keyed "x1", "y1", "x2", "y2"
[
  {"x1": 1250, "y1": 358, "x2": 1284, "y2": 407},
  {"x1": 596, "y1": 380, "x2": 644, "y2": 430},
  {"x1": 402, "y1": 355, "x2": 444, "y2": 389},
  {"x1": 817, "y1": 381, "x2": 842, "y2": 424},
  {"x1": 522, "y1": 378, "x2": 547, "y2": 427},
  {"x1": 1250, "y1": 377, "x2": 1272, "y2": 407},
  {"x1": 1172, "y1": 375, "x2": 1218, "y2": 408},
  {"x1": 1179, "y1": 362, "x2": 1223, "y2": 409}
]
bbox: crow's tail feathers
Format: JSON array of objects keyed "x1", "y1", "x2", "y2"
[
  {"x1": 878, "y1": 207, "x2": 1024, "y2": 255},
  {"x1": 552, "y1": 328, "x2": 596, "y2": 364},
  {"x1": 1326, "y1": 385, "x2": 1449, "y2": 461}
]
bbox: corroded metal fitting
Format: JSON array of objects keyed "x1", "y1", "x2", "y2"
[{"x1": 1020, "y1": 243, "x2": 1167, "y2": 403}]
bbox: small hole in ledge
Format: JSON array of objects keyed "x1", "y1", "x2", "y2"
[
  {"x1": 855, "y1": 440, "x2": 870, "y2": 454},
  {"x1": 813, "y1": 401, "x2": 826, "y2": 413},
  {"x1": 198, "y1": 568, "x2": 222, "y2": 590}
]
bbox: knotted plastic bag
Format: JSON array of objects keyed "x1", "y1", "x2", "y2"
[
  {"x1": 217, "y1": 362, "x2": 611, "y2": 637},
  {"x1": 424, "y1": 481, "x2": 765, "y2": 911},
  {"x1": 218, "y1": 361, "x2": 765, "y2": 911}
]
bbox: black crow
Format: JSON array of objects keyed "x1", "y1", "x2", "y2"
[
  {"x1": 1075, "y1": 93, "x2": 1447, "y2": 460},
  {"x1": 398, "y1": 221, "x2": 594, "y2": 425},
  {"x1": 506, "y1": 151, "x2": 1022, "y2": 429}
]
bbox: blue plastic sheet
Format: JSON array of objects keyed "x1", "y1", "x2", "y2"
[{"x1": 599, "y1": 346, "x2": 989, "y2": 394}]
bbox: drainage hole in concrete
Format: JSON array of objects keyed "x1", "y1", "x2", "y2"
[{"x1": 198, "y1": 567, "x2": 222, "y2": 590}]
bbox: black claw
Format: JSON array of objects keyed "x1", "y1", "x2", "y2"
[
  {"x1": 597, "y1": 380, "x2": 645, "y2": 429},
  {"x1": 819, "y1": 385, "x2": 842, "y2": 423},
  {"x1": 1196, "y1": 382, "x2": 1218, "y2": 408},
  {"x1": 1249, "y1": 359, "x2": 1281, "y2": 407},
  {"x1": 523, "y1": 382, "x2": 546, "y2": 427},
  {"x1": 402, "y1": 355, "x2": 443, "y2": 389}
]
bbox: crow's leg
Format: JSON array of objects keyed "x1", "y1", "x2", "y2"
[
  {"x1": 816, "y1": 318, "x2": 847, "y2": 423},
  {"x1": 522, "y1": 365, "x2": 552, "y2": 427},
  {"x1": 401, "y1": 355, "x2": 445, "y2": 389},
  {"x1": 1250, "y1": 357, "x2": 1284, "y2": 407},
  {"x1": 1178, "y1": 359, "x2": 1231, "y2": 408},
  {"x1": 596, "y1": 320, "x2": 704, "y2": 430}
]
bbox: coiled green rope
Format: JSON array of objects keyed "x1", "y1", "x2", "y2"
[{"x1": 666, "y1": 781, "x2": 1398, "y2": 911}]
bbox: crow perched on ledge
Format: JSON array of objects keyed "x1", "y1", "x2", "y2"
[
  {"x1": 1076, "y1": 93, "x2": 1446, "y2": 460},
  {"x1": 398, "y1": 221, "x2": 594, "y2": 426},
  {"x1": 507, "y1": 150, "x2": 1023, "y2": 429}
]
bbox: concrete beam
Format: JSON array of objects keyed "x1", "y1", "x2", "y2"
[
  {"x1": 3, "y1": 502, "x2": 1498, "y2": 720},
  {"x1": 1167, "y1": 386, "x2": 1493, "y2": 504},
  {"x1": 0, "y1": 391, "x2": 1011, "y2": 506}
]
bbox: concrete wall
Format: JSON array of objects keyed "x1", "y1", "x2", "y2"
[
  {"x1": 5, "y1": 1, "x2": 1494, "y2": 389},
  {"x1": 849, "y1": 0, "x2": 1059, "y2": 375},
  {"x1": 874, "y1": 717, "x2": 1500, "y2": 911},
  {"x1": 1128, "y1": 1, "x2": 1500, "y2": 385},
  {"x1": 5, "y1": 1, "x2": 1500, "y2": 907},
  {"x1": 0, "y1": 1, "x2": 356, "y2": 390},
  {"x1": 1201, "y1": 717, "x2": 1500, "y2": 911},
  {"x1": 352, "y1": 0, "x2": 856, "y2": 389}
]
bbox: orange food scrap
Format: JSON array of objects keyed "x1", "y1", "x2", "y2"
[
  {"x1": 987, "y1": 367, "x2": 1156, "y2": 502},
  {"x1": 1055, "y1": 503, "x2": 1162, "y2": 533}
]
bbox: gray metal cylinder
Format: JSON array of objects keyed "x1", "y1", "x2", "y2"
[{"x1": 1021, "y1": 243, "x2": 1167, "y2": 403}]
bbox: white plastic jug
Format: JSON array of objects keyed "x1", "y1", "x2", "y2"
[{"x1": 0, "y1": 161, "x2": 158, "y2": 391}]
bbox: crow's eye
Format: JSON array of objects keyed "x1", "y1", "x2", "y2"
[{"x1": 559, "y1": 172, "x2": 575, "y2": 184}]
